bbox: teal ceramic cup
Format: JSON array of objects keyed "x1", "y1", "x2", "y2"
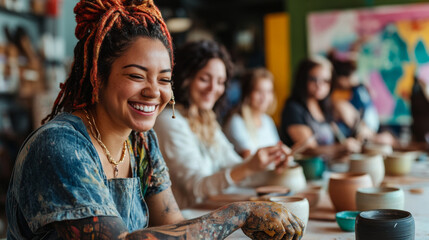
[
  {"x1": 336, "y1": 211, "x2": 360, "y2": 232},
  {"x1": 294, "y1": 156, "x2": 325, "y2": 180}
]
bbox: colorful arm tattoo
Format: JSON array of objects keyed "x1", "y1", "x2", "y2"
[{"x1": 54, "y1": 202, "x2": 303, "y2": 240}]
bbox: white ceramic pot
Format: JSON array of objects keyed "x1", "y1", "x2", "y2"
[
  {"x1": 270, "y1": 196, "x2": 310, "y2": 231},
  {"x1": 348, "y1": 153, "x2": 385, "y2": 186},
  {"x1": 244, "y1": 165, "x2": 307, "y2": 193},
  {"x1": 356, "y1": 187, "x2": 404, "y2": 211}
]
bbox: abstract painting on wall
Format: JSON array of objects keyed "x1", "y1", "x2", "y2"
[{"x1": 307, "y1": 3, "x2": 429, "y2": 125}]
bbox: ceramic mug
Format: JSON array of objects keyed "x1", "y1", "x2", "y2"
[
  {"x1": 356, "y1": 187, "x2": 404, "y2": 211},
  {"x1": 384, "y1": 152, "x2": 416, "y2": 176},
  {"x1": 348, "y1": 153, "x2": 385, "y2": 186},
  {"x1": 294, "y1": 155, "x2": 325, "y2": 180},
  {"x1": 355, "y1": 209, "x2": 415, "y2": 240},
  {"x1": 328, "y1": 172, "x2": 373, "y2": 212},
  {"x1": 269, "y1": 196, "x2": 309, "y2": 231}
]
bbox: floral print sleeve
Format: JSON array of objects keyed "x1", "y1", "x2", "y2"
[{"x1": 130, "y1": 129, "x2": 171, "y2": 198}]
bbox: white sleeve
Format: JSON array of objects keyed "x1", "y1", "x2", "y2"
[
  {"x1": 154, "y1": 109, "x2": 242, "y2": 206},
  {"x1": 223, "y1": 114, "x2": 253, "y2": 153}
]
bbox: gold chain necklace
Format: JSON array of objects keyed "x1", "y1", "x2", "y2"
[{"x1": 83, "y1": 109, "x2": 127, "y2": 177}]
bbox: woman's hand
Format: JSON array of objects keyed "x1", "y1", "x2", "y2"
[
  {"x1": 343, "y1": 137, "x2": 362, "y2": 153},
  {"x1": 242, "y1": 201, "x2": 305, "y2": 240},
  {"x1": 247, "y1": 143, "x2": 292, "y2": 173}
]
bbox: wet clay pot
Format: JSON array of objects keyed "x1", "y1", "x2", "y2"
[{"x1": 328, "y1": 172, "x2": 373, "y2": 212}]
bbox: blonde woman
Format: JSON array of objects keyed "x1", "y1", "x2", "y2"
[{"x1": 223, "y1": 67, "x2": 280, "y2": 158}]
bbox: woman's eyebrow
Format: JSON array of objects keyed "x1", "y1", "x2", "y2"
[{"x1": 123, "y1": 64, "x2": 171, "y2": 73}]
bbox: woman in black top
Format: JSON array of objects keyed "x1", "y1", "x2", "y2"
[{"x1": 280, "y1": 56, "x2": 361, "y2": 159}]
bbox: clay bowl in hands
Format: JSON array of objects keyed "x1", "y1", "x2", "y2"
[
  {"x1": 356, "y1": 187, "x2": 404, "y2": 211},
  {"x1": 269, "y1": 196, "x2": 310, "y2": 230},
  {"x1": 384, "y1": 152, "x2": 416, "y2": 176},
  {"x1": 246, "y1": 165, "x2": 307, "y2": 193}
]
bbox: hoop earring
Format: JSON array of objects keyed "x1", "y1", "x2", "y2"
[{"x1": 170, "y1": 91, "x2": 176, "y2": 119}]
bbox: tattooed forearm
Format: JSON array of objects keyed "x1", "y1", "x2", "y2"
[
  {"x1": 128, "y1": 203, "x2": 248, "y2": 239},
  {"x1": 54, "y1": 216, "x2": 129, "y2": 240}
]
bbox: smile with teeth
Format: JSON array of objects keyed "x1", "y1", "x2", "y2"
[{"x1": 131, "y1": 103, "x2": 156, "y2": 113}]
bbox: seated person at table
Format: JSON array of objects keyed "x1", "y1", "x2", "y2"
[
  {"x1": 329, "y1": 54, "x2": 395, "y2": 145},
  {"x1": 223, "y1": 67, "x2": 281, "y2": 158},
  {"x1": 5, "y1": 1, "x2": 304, "y2": 239},
  {"x1": 154, "y1": 40, "x2": 292, "y2": 209},
  {"x1": 279, "y1": 56, "x2": 361, "y2": 160}
]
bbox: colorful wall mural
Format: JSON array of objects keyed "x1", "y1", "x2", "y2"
[{"x1": 307, "y1": 3, "x2": 429, "y2": 125}]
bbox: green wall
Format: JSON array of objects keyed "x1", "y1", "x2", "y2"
[{"x1": 287, "y1": 0, "x2": 428, "y2": 73}]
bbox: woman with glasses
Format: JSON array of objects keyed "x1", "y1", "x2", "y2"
[{"x1": 279, "y1": 56, "x2": 361, "y2": 159}]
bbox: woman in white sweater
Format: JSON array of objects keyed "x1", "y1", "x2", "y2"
[{"x1": 154, "y1": 40, "x2": 291, "y2": 208}]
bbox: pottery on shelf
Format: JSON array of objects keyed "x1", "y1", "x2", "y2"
[
  {"x1": 348, "y1": 153, "x2": 385, "y2": 186},
  {"x1": 356, "y1": 187, "x2": 404, "y2": 211},
  {"x1": 328, "y1": 172, "x2": 373, "y2": 212}
]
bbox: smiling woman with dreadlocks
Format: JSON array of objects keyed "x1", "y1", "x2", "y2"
[{"x1": 6, "y1": 0, "x2": 304, "y2": 239}]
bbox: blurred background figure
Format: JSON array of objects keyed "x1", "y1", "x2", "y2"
[
  {"x1": 328, "y1": 52, "x2": 396, "y2": 146},
  {"x1": 154, "y1": 40, "x2": 291, "y2": 209},
  {"x1": 411, "y1": 76, "x2": 429, "y2": 143},
  {"x1": 279, "y1": 56, "x2": 361, "y2": 160},
  {"x1": 223, "y1": 67, "x2": 280, "y2": 158}
]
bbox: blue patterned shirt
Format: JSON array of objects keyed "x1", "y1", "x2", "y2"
[{"x1": 6, "y1": 112, "x2": 171, "y2": 239}]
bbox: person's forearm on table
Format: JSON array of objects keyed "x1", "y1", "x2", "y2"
[{"x1": 127, "y1": 202, "x2": 252, "y2": 239}]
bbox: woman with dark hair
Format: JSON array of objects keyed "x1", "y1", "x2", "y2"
[
  {"x1": 329, "y1": 55, "x2": 395, "y2": 145},
  {"x1": 279, "y1": 56, "x2": 361, "y2": 159},
  {"x1": 223, "y1": 67, "x2": 281, "y2": 158},
  {"x1": 6, "y1": 1, "x2": 303, "y2": 239},
  {"x1": 154, "y1": 40, "x2": 292, "y2": 209}
]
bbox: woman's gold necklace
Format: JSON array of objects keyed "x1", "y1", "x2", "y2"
[{"x1": 83, "y1": 109, "x2": 127, "y2": 177}]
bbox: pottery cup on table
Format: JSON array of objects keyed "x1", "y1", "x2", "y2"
[
  {"x1": 294, "y1": 155, "x2": 325, "y2": 180},
  {"x1": 245, "y1": 164, "x2": 307, "y2": 193},
  {"x1": 356, "y1": 186, "x2": 404, "y2": 211},
  {"x1": 348, "y1": 153, "x2": 385, "y2": 186},
  {"x1": 355, "y1": 209, "x2": 414, "y2": 240},
  {"x1": 328, "y1": 172, "x2": 373, "y2": 212},
  {"x1": 384, "y1": 152, "x2": 416, "y2": 176}
]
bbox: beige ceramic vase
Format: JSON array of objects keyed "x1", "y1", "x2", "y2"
[
  {"x1": 384, "y1": 152, "x2": 416, "y2": 176},
  {"x1": 245, "y1": 164, "x2": 307, "y2": 193},
  {"x1": 348, "y1": 153, "x2": 385, "y2": 186},
  {"x1": 328, "y1": 172, "x2": 373, "y2": 212}
]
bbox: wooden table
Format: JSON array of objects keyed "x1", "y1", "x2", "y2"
[{"x1": 181, "y1": 160, "x2": 429, "y2": 240}]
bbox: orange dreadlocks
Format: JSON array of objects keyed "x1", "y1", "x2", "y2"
[{"x1": 42, "y1": 0, "x2": 173, "y2": 124}]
